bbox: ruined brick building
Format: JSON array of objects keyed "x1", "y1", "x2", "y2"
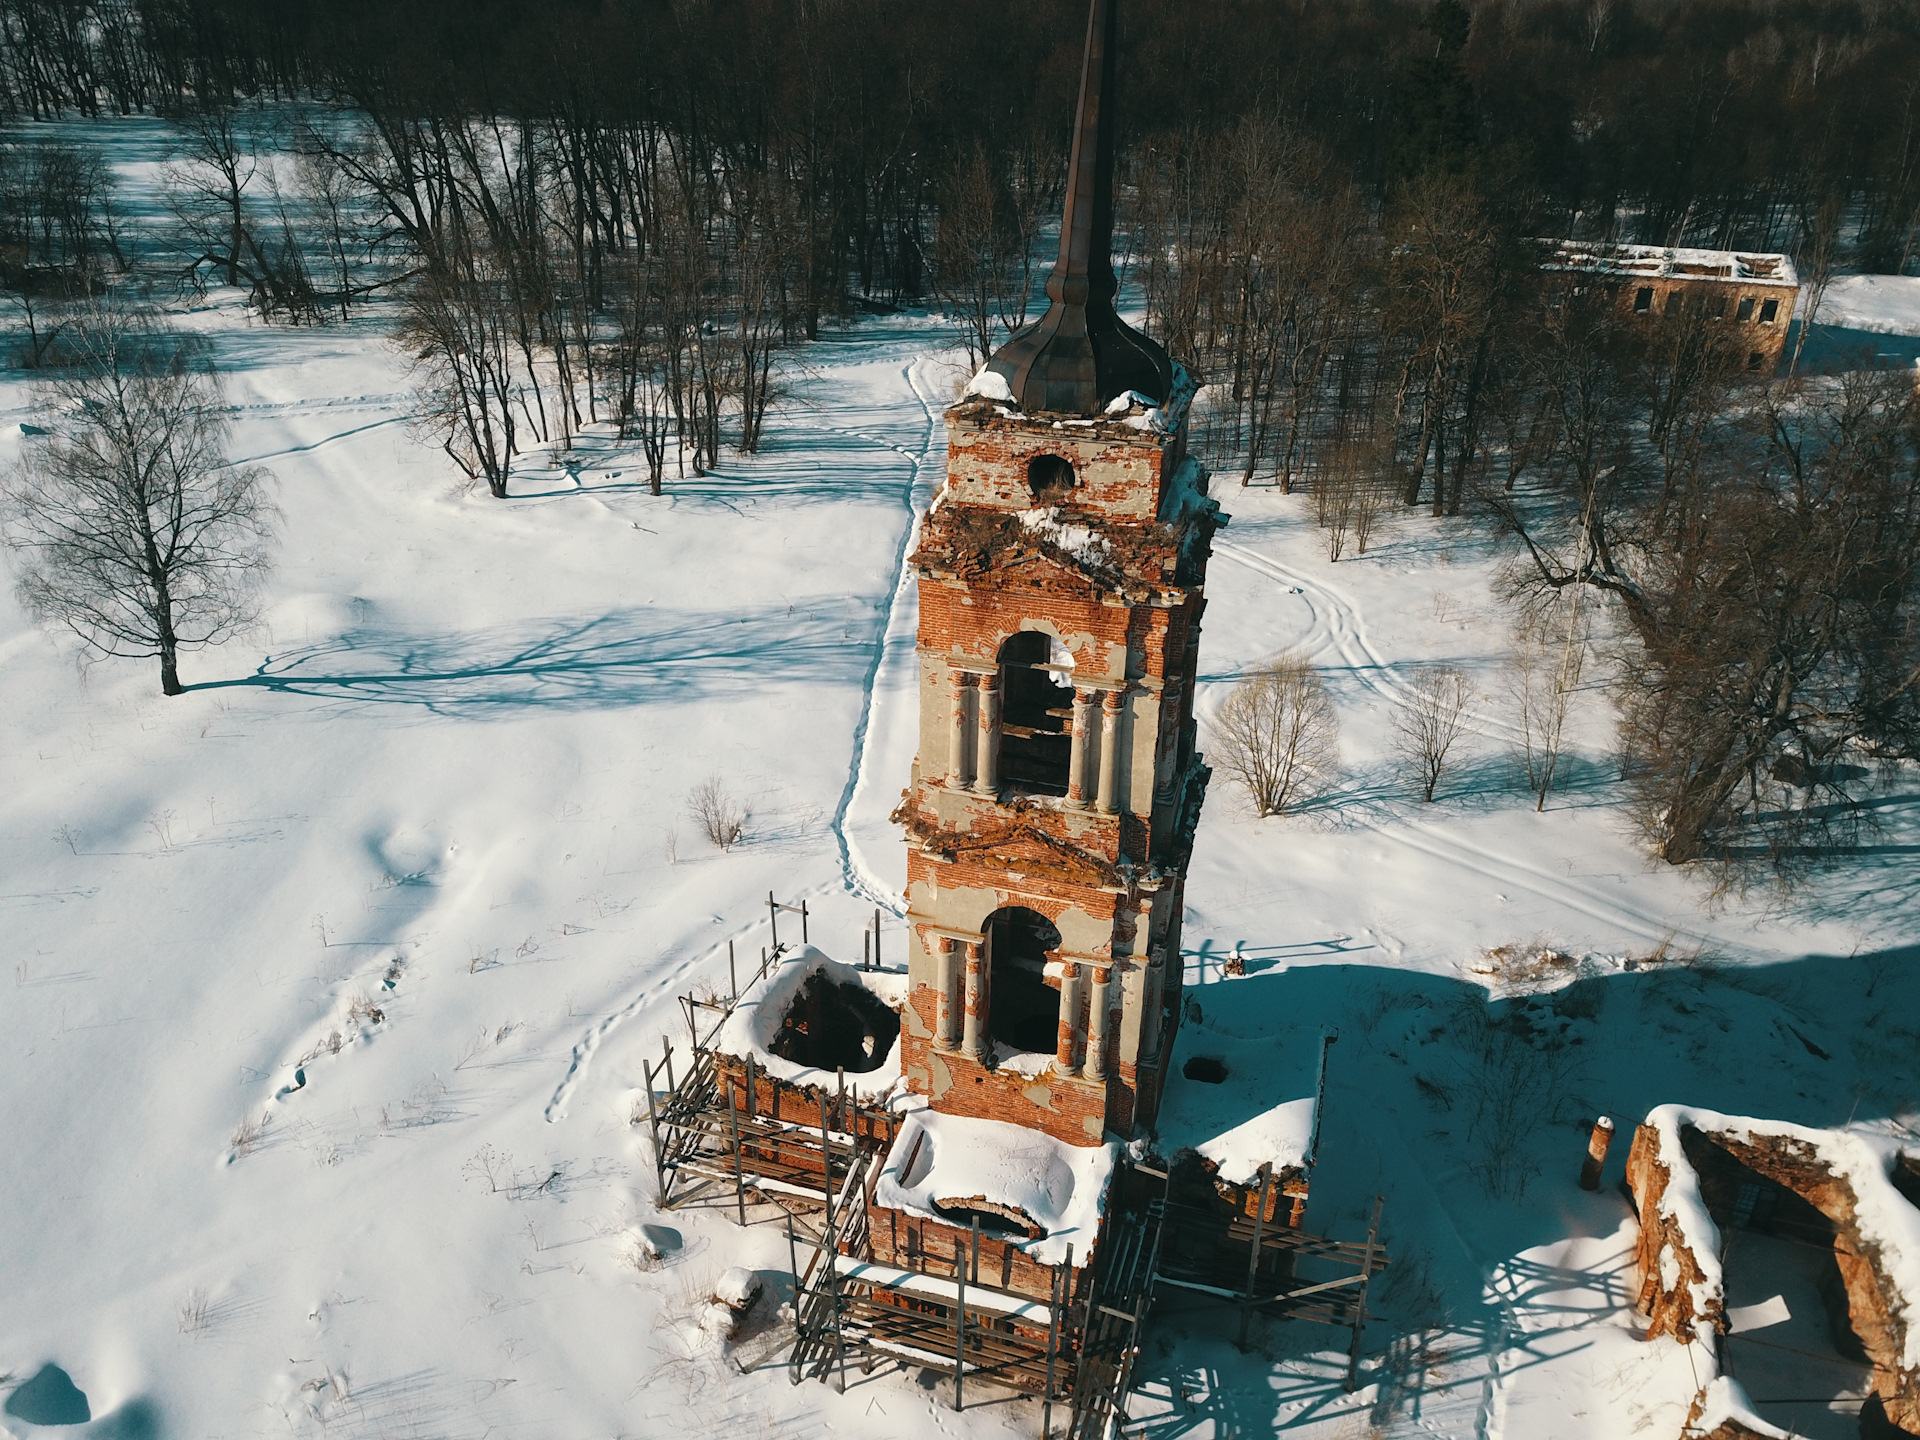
[
  {"x1": 890, "y1": 0, "x2": 1223, "y2": 1154},
  {"x1": 1538, "y1": 239, "x2": 1801, "y2": 373}
]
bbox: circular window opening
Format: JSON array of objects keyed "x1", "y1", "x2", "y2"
[
  {"x1": 1026, "y1": 453, "x2": 1076, "y2": 505},
  {"x1": 1183, "y1": 1055, "x2": 1229, "y2": 1084}
]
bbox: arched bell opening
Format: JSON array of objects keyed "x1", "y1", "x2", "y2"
[
  {"x1": 997, "y1": 630, "x2": 1073, "y2": 797},
  {"x1": 984, "y1": 905, "x2": 1061, "y2": 1056},
  {"x1": 1025, "y1": 453, "x2": 1077, "y2": 505}
]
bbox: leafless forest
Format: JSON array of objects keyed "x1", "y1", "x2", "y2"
[{"x1": 4, "y1": 0, "x2": 1919, "y2": 871}]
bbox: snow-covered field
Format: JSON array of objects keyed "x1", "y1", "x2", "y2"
[{"x1": 4, "y1": 130, "x2": 1919, "y2": 1440}]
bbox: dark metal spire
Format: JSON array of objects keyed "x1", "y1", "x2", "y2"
[{"x1": 982, "y1": 0, "x2": 1173, "y2": 416}]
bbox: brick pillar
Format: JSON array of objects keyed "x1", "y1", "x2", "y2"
[
  {"x1": 1056, "y1": 962, "x2": 1081, "y2": 1072},
  {"x1": 1066, "y1": 688, "x2": 1095, "y2": 808},
  {"x1": 935, "y1": 937, "x2": 962, "y2": 1050},
  {"x1": 1096, "y1": 688, "x2": 1123, "y2": 814},
  {"x1": 1085, "y1": 964, "x2": 1112, "y2": 1081},
  {"x1": 962, "y1": 939, "x2": 988, "y2": 1060},
  {"x1": 946, "y1": 670, "x2": 972, "y2": 787},
  {"x1": 972, "y1": 672, "x2": 1001, "y2": 795}
]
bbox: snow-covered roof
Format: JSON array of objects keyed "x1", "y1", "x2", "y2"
[
  {"x1": 1645, "y1": 1104, "x2": 1920, "y2": 1369},
  {"x1": 871, "y1": 1100, "x2": 1118, "y2": 1268},
  {"x1": 1538, "y1": 239, "x2": 1798, "y2": 289},
  {"x1": 710, "y1": 946, "x2": 909, "y2": 1102},
  {"x1": 1156, "y1": 993, "x2": 1330, "y2": 1188}
]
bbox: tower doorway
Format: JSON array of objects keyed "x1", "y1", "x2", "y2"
[{"x1": 984, "y1": 905, "x2": 1061, "y2": 1056}]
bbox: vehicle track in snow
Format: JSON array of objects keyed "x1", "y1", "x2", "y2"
[
  {"x1": 814, "y1": 353, "x2": 943, "y2": 917},
  {"x1": 543, "y1": 342, "x2": 943, "y2": 1123},
  {"x1": 1210, "y1": 537, "x2": 1526, "y2": 745},
  {"x1": 1209, "y1": 536, "x2": 1719, "y2": 954}
]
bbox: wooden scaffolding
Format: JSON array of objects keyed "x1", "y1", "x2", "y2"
[{"x1": 635, "y1": 904, "x2": 1390, "y2": 1437}]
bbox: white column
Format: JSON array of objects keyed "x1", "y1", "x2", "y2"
[
  {"x1": 972, "y1": 672, "x2": 1001, "y2": 795},
  {"x1": 962, "y1": 940, "x2": 988, "y2": 1060},
  {"x1": 1066, "y1": 688, "x2": 1095, "y2": 808},
  {"x1": 935, "y1": 937, "x2": 962, "y2": 1050},
  {"x1": 1084, "y1": 965, "x2": 1112, "y2": 1081},
  {"x1": 946, "y1": 670, "x2": 972, "y2": 787},
  {"x1": 1096, "y1": 688, "x2": 1124, "y2": 814}
]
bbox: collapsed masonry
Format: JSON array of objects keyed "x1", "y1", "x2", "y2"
[{"x1": 1624, "y1": 1105, "x2": 1920, "y2": 1438}]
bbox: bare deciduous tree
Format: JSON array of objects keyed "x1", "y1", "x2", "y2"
[
  {"x1": 687, "y1": 777, "x2": 747, "y2": 851},
  {"x1": 1395, "y1": 664, "x2": 1473, "y2": 802},
  {"x1": 1, "y1": 305, "x2": 276, "y2": 695},
  {"x1": 1210, "y1": 653, "x2": 1340, "y2": 816},
  {"x1": 398, "y1": 241, "x2": 522, "y2": 498},
  {"x1": 1507, "y1": 598, "x2": 1588, "y2": 811}
]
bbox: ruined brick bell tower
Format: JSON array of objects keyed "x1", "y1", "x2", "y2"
[{"x1": 895, "y1": 0, "x2": 1224, "y2": 1148}]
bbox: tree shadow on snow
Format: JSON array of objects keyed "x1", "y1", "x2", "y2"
[{"x1": 189, "y1": 601, "x2": 879, "y2": 717}]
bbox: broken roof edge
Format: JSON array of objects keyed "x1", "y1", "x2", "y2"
[
  {"x1": 710, "y1": 944, "x2": 911, "y2": 1102},
  {"x1": 957, "y1": 358, "x2": 1200, "y2": 436},
  {"x1": 1155, "y1": 1014, "x2": 1332, "y2": 1191},
  {"x1": 1534, "y1": 239, "x2": 1800, "y2": 289},
  {"x1": 1643, "y1": 1103, "x2": 1920, "y2": 1370}
]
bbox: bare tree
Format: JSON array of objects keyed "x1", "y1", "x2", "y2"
[
  {"x1": 1, "y1": 305, "x2": 277, "y2": 695},
  {"x1": 1787, "y1": 190, "x2": 1843, "y2": 379},
  {"x1": 1506, "y1": 598, "x2": 1587, "y2": 810},
  {"x1": 931, "y1": 143, "x2": 1050, "y2": 370},
  {"x1": 1395, "y1": 664, "x2": 1473, "y2": 801},
  {"x1": 397, "y1": 240, "x2": 522, "y2": 498},
  {"x1": 1, "y1": 139, "x2": 126, "y2": 365},
  {"x1": 1210, "y1": 653, "x2": 1340, "y2": 816},
  {"x1": 687, "y1": 777, "x2": 747, "y2": 851}
]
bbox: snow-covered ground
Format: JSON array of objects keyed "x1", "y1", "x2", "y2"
[{"x1": 4, "y1": 125, "x2": 1919, "y2": 1440}]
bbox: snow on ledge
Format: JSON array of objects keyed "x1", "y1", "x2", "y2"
[
  {"x1": 711, "y1": 945, "x2": 909, "y2": 1102},
  {"x1": 872, "y1": 1100, "x2": 1117, "y2": 1268},
  {"x1": 1647, "y1": 1103, "x2": 1920, "y2": 1368},
  {"x1": 1691, "y1": 1376, "x2": 1792, "y2": 1439},
  {"x1": 962, "y1": 366, "x2": 1017, "y2": 405}
]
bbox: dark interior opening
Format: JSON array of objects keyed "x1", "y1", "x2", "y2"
[
  {"x1": 998, "y1": 630, "x2": 1073, "y2": 797},
  {"x1": 1026, "y1": 453, "x2": 1076, "y2": 505},
  {"x1": 985, "y1": 905, "x2": 1061, "y2": 1055},
  {"x1": 932, "y1": 1198, "x2": 1047, "y2": 1241},
  {"x1": 1183, "y1": 1055, "x2": 1229, "y2": 1084},
  {"x1": 767, "y1": 971, "x2": 900, "y2": 1073},
  {"x1": 1681, "y1": 1131, "x2": 1874, "y2": 1437}
]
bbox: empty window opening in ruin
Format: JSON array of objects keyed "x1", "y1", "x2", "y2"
[
  {"x1": 1182, "y1": 1055, "x2": 1229, "y2": 1084},
  {"x1": 1633, "y1": 286, "x2": 1654, "y2": 313},
  {"x1": 766, "y1": 971, "x2": 901, "y2": 1073},
  {"x1": 1759, "y1": 297, "x2": 1780, "y2": 323},
  {"x1": 1748, "y1": 351, "x2": 1766, "y2": 372},
  {"x1": 997, "y1": 630, "x2": 1074, "y2": 797},
  {"x1": 1682, "y1": 1132, "x2": 1875, "y2": 1437},
  {"x1": 1736, "y1": 295, "x2": 1756, "y2": 322},
  {"x1": 1026, "y1": 453, "x2": 1077, "y2": 505},
  {"x1": 1664, "y1": 290, "x2": 1683, "y2": 316},
  {"x1": 984, "y1": 905, "x2": 1062, "y2": 1056},
  {"x1": 931, "y1": 1197, "x2": 1048, "y2": 1241},
  {"x1": 1709, "y1": 294, "x2": 1729, "y2": 319}
]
